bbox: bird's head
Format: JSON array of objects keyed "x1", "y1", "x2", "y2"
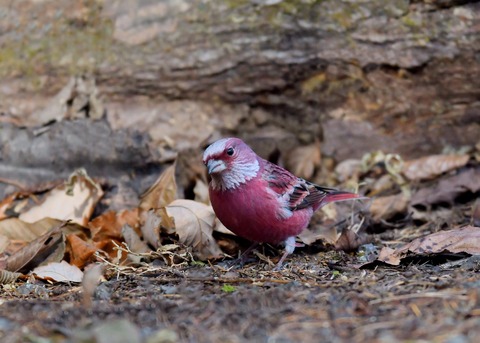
[{"x1": 203, "y1": 137, "x2": 260, "y2": 190}]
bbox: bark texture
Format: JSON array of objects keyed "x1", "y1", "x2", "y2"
[{"x1": 0, "y1": 0, "x2": 479, "y2": 160}]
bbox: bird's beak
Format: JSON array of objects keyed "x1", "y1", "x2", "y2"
[{"x1": 207, "y1": 159, "x2": 226, "y2": 174}]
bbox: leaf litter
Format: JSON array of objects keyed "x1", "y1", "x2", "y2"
[{"x1": 0, "y1": 108, "x2": 480, "y2": 341}]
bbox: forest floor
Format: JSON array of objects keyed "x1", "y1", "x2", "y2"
[
  {"x1": 1, "y1": 85, "x2": 479, "y2": 343},
  {"x1": 1, "y1": 247, "x2": 480, "y2": 343}
]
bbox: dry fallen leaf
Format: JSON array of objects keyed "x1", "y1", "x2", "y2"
[
  {"x1": 402, "y1": 154, "x2": 470, "y2": 181},
  {"x1": 89, "y1": 209, "x2": 140, "y2": 243},
  {"x1": 335, "y1": 228, "x2": 369, "y2": 252},
  {"x1": 19, "y1": 170, "x2": 103, "y2": 226},
  {"x1": 140, "y1": 210, "x2": 161, "y2": 249},
  {"x1": 370, "y1": 193, "x2": 410, "y2": 222},
  {"x1": 0, "y1": 217, "x2": 62, "y2": 254},
  {"x1": 286, "y1": 141, "x2": 321, "y2": 179},
  {"x1": 33, "y1": 260, "x2": 83, "y2": 282},
  {"x1": 4, "y1": 223, "x2": 65, "y2": 273},
  {"x1": 411, "y1": 168, "x2": 480, "y2": 208},
  {"x1": 140, "y1": 163, "x2": 177, "y2": 211},
  {"x1": 66, "y1": 234, "x2": 98, "y2": 268},
  {"x1": 378, "y1": 226, "x2": 480, "y2": 265},
  {"x1": 164, "y1": 199, "x2": 223, "y2": 260}
]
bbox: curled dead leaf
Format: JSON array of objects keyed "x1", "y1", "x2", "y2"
[
  {"x1": 19, "y1": 169, "x2": 103, "y2": 226},
  {"x1": 164, "y1": 199, "x2": 223, "y2": 260},
  {"x1": 33, "y1": 260, "x2": 83, "y2": 283},
  {"x1": 140, "y1": 163, "x2": 177, "y2": 211},
  {"x1": 66, "y1": 234, "x2": 97, "y2": 268},
  {"x1": 335, "y1": 228, "x2": 369, "y2": 252},
  {"x1": 140, "y1": 210, "x2": 161, "y2": 249},
  {"x1": 370, "y1": 193, "x2": 410, "y2": 222},
  {"x1": 411, "y1": 168, "x2": 480, "y2": 208},
  {"x1": 89, "y1": 209, "x2": 140, "y2": 242},
  {"x1": 378, "y1": 226, "x2": 480, "y2": 266},
  {"x1": 0, "y1": 217, "x2": 61, "y2": 241},
  {"x1": 402, "y1": 154, "x2": 470, "y2": 181},
  {"x1": 4, "y1": 222, "x2": 66, "y2": 273}
]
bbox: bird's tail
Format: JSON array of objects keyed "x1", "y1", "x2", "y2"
[
  {"x1": 314, "y1": 186, "x2": 366, "y2": 211},
  {"x1": 324, "y1": 191, "x2": 362, "y2": 204}
]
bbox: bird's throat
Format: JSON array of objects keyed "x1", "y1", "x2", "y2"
[{"x1": 210, "y1": 160, "x2": 260, "y2": 191}]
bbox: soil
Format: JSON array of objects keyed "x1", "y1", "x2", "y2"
[{"x1": 1, "y1": 251, "x2": 480, "y2": 343}]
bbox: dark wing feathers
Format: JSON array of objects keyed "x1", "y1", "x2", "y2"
[
  {"x1": 263, "y1": 160, "x2": 334, "y2": 211},
  {"x1": 289, "y1": 182, "x2": 332, "y2": 210}
]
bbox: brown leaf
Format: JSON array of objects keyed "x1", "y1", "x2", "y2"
[
  {"x1": 155, "y1": 208, "x2": 175, "y2": 234},
  {"x1": 66, "y1": 234, "x2": 97, "y2": 268},
  {"x1": 402, "y1": 154, "x2": 470, "y2": 181},
  {"x1": 377, "y1": 247, "x2": 399, "y2": 265},
  {"x1": 140, "y1": 210, "x2": 161, "y2": 249},
  {"x1": 0, "y1": 217, "x2": 62, "y2": 251},
  {"x1": 164, "y1": 199, "x2": 223, "y2": 260},
  {"x1": 19, "y1": 170, "x2": 104, "y2": 226},
  {"x1": 89, "y1": 209, "x2": 140, "y2": 242},
  {"x1": 140, "y1": 163, "x2": 177, "y2": 211},
  {"x1": 335, "y1": 228, "x2": 369, "y2": 252},
  {"x1": 411, "y1": 168, "x2": 480, "y2": 208},
  {"x1": 286, "y1": 141, "x2": 321, "y2": 179},
  {"x1": 5, "y1": 223, "x2": 65, "y2": 273},
  {"x1": 33, "y1": 260, "x2": 83, "y2": 282},
  {"x1": 297, "y1": 226, "x2": 338, "y2": 245},
  {"x1": 378, "y1": 226, "x2": 480, "y2": 266},
  {"x1": 370, "y1": 193, "x2": 410, "y2": 222}
]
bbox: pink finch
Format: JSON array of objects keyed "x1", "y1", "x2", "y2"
[{"x1": 203, "y1": 137, "x2": 362, "y2": 269}]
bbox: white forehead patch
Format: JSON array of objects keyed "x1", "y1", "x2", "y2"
[{"x1": 203, "y1": 138, "x2": 230, "y2": 161}]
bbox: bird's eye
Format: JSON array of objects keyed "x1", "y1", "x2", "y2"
[{"x1": 226, "y1": 147, "x2": 234, "y2": 156}]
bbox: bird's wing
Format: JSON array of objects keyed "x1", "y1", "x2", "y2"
[{"x1": 262, "y1": 161, "x2": 334, "y2": 211}]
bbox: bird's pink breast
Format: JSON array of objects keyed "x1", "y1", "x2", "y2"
[{"x1": 209, "y1": 177, "x2": 313, "y2": 244}]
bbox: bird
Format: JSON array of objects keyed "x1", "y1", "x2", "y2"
[{"x1": 203, "y1": 137, "x2": 362, "y2": 269}]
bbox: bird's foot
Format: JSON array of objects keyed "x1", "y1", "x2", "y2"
[{"x1": 272, "y1": 236, "x2": 297, "y2": 271}]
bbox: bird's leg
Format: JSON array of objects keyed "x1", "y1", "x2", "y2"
[
  {"x1": 273, "y1": 236, "x2": 297, "y2": 271},
  {"x1": 228, "y1": 242, "x2": 259, "y2": 267}
]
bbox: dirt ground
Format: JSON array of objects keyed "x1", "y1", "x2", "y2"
[{"x1": 1, "y1": 249, "x2": 480, "y2": 343}]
